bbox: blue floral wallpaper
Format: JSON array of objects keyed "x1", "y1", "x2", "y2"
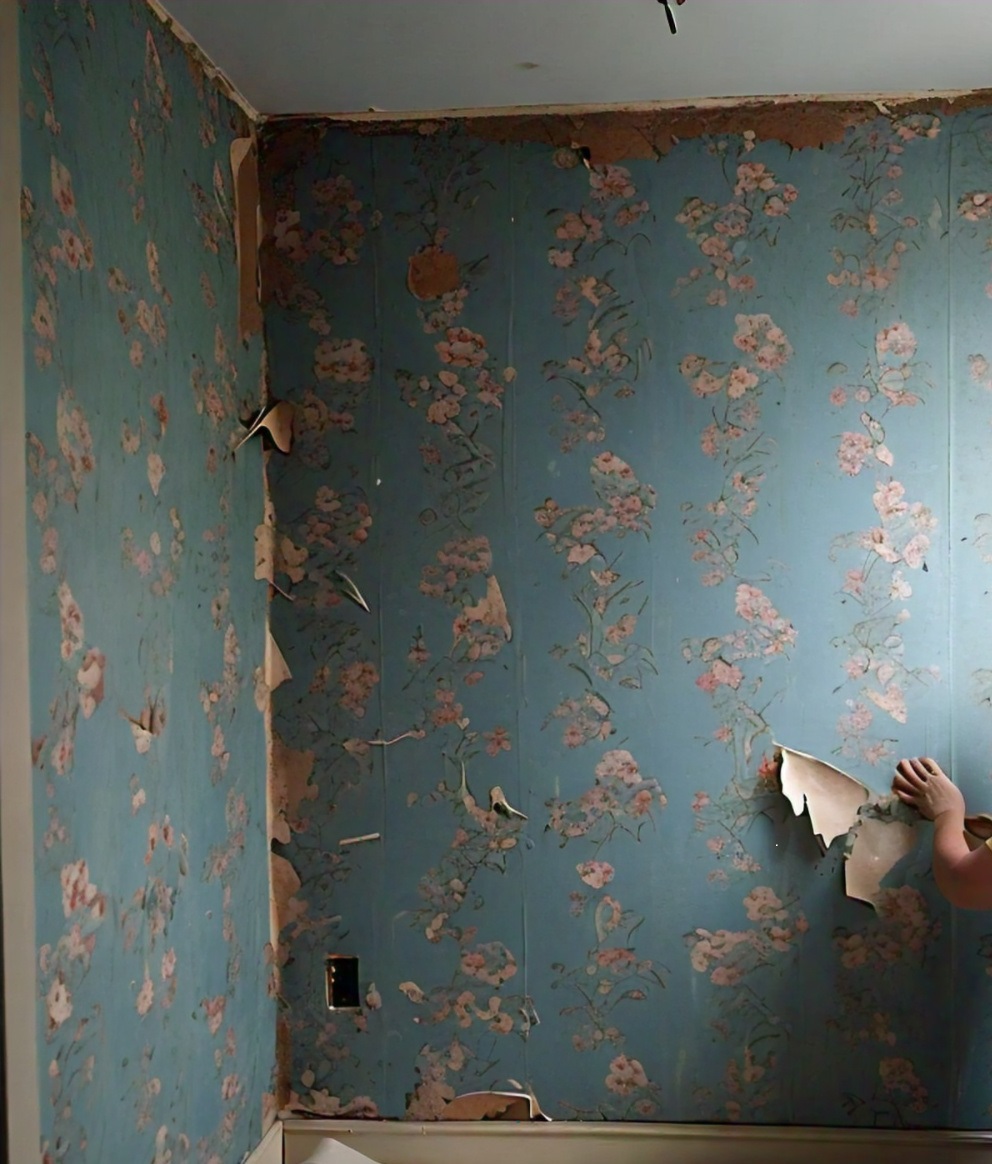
[
  {"x1": 262, "y1": 111, "x2": 992, "y2": 1126},
  {"x1": 20, "y1": 0, "x2": 992, "y2": 1145},
  {"x1": 20, "y1": 2, "x2": 275, "y2": 1160}
]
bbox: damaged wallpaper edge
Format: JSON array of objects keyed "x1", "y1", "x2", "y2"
[
  {"x1": 144, "y1": 0, "x2": 258, "y2": 122},
  {"x1": 259, "y1": 87, "x2": 992, "y2": 162}
]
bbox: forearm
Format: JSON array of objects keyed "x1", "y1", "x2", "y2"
[{"x1": 932, "y1": 808, "x2": 992, "y2": 909}]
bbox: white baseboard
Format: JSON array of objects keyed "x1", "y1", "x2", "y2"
[
  {"x1": 282, "y1": 1119, "x2": 992, "y2": 1164},
  {"x1": 245, "y1": 1119, "x2": 283, "y2": 1164}
]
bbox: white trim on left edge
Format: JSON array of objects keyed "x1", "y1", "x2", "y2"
[
  {"x1": 1, "y1": 0, "x2": 41, "y2": 1159},
  {"x1": 244, "y1": 1119, "x2": 283, "y2": 1164}
]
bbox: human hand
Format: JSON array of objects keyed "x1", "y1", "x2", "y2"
[{"x1": 892, "y1": 757, "x2": 966, "y2": 822}]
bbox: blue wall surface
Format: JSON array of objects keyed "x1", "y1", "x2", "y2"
[
  {"x1": 20, "y1": 2, "x2": 276, "y2": 1160},
  {"x1": 262, "y1": 112, "x2": 992, "y2": 1126}
]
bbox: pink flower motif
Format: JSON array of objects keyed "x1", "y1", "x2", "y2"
[
  {"x1": 593, "y1": 451, "x2": 634, "y2": 477},
  {"x1": 902, "y1": 533, "x2": 929, "y2": 569},
  {"x1": 692, "y1": 369, "x2": 725, "y2": 397},
  {"x1": 873, "y1": 480, "x2": 908, "y2": 520},
  {"x1": 734, "y1": 583, "x2": 774, "y2": 623},
  {"x1": 969, "y1": 353, "x2": 992, "y2": 388},
  {"x1": 32, "y1": 295, "x2": 55, "y2": 341},
  {"x1": 590, "y1": 165, "x2": 636, "y2": 204},
  {"x1": 711, "y1": 659, "x2": 744, "y2": 688},
  {"x1": 58, "y1": 581, "x2": 84, "y2": 659},
  {"x1": 605, "y1": 1053, "x2": 649, "y2": 1095},
  {"x1": 576, "y1": 859, "x2": 615, "y2": 888},
  {"x1": 483, "y1": 726, "x2": 511, "y2": 756},
  {"x1": 435, "y1": 327, "x2": 488, "y2": 368},
  {"x1": 615, "y1": 200, "x2": 649, "y2": 227},
  {"x1": 733, "y1": 314, "x2": 792, "y2": 371},
  {"x1": 865, "y1": 682, "x2": 908, "y2": 724},
  {"x1": 875, "y1": 321, "x2": 917, "y2": 361},
  {"x1": 727, "y1": 366, "x2": 758, "y2": 399},
  {"x1": 60, "y1": 859, "x2": 103, "y2": 918},
  {"x1": 837, "y1": 431, "x2": 873, "y2": 476},
  {"x1": 743, "y1": 886, "x2": 787, "y2": 921},
  {"x1": 147, "y1": 452, "x2": 165, "y2": 497},
  {"x1": 46, "y1": 976, "x2": 72, "y2": 1030},
  {"x1": 547, "y1": 248, "x2": 575, "y2": 268},
  {"x1": 338, "y1": 660, "x2": 380, "y2": 718},
  {"x1": 710, "y1": 964, "x2": 744, "y2": 986},
  {"x1": 50, "y1": 157, "x2": 76, "y2": 216},
  {"x1": 734, "y1": 161, "x2": 776, "y2": 195},
  {"x1": 555, "y1": 209, "x2": 604, "y2": 243},
  {"x1": 595, "y1": 749, "x2": 642, "y2": 785},
  {"x1": 604, "y1": 614, "x2": 636, "y2": 644},
  {"x1": 136, "y1": 973, "x2": 155, "y2": 1016},
  {"x1": 314, "y1": 337, "x2": 373, "y2": 383},
  {"x1": 202, "y1": 995, "x2": 226, "y2": 1036},
  {"x1": 77, "y1": 648, "x2": 106, "y2": 718},
  {"x1": 958, "y1": 191, "x2": 992, "y2": 221},
  {"x1": 567, "y1": 543, "x2": 597, "y2": 566},
  {"x1": 273, "y1": 208, "x2": 305, "y2": 257}
]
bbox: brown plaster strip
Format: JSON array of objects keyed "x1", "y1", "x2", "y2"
[{"x1": 260, "y1": 88, "x2": 992, "y2": 163}]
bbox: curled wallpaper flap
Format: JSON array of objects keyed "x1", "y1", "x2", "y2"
[
  {"x1": 776, "y1": 744, "x2": 870, "y2": 849},
  {"x1": 440, "y1": 1090, "x2": 550, "y2": 1121},
  {"x1": 235, "y1": 400, "x2": 295, "y2": 455},
  {"x1": 264, "y1": 629, "x2": 292, "y2": 691}
]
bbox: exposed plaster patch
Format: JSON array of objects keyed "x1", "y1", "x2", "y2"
[{"x1": 261, "y1": 89, "x2": 992, "y2": 162}]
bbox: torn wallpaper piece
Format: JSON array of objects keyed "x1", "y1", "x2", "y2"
[
  {"x1": 265, "y1": 629, "x2": 292, "y2": 691},
  {"x1": 777, "y1": 745, "x2": 920, "y2": 911},
  {"x1": 845, "y1": 815, "x2": 919, "y2": 908},
  {"x1": 235, "y1": 399, "x2": 295, "y2": 454},
  {"x1": 440, "y1": 1090, "x2": 550, "y2": 1121},
  {"x1": 776, "y1": 744, "x2": 870, "y2": 849}
]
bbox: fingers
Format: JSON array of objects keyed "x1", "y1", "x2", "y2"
[
  {"x1": 892, "y1": 773, "x2": 916, "y2": 796},
  {"x1": 894, "y1": 757, "x2": 947, "y2": 785},
  {"x1": 892, "y1": 782, "x2": 921, "y2": 807},
  {"x1": 892, "y1": 755, "x2": 959, "y2": 821},
  {"x1": 892, "y1": 756, "x2": 945, "y2": 805},
  {"x1": 893, "y1": 759, "x2": 928, "y2": 790}
]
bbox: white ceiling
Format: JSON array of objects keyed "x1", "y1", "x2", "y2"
[{"x1": 159, "y1": 0, "x2": 992, "y2": 117}]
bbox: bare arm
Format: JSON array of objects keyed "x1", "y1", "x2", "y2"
[{"x1": 893, "y1": 756, "x2": 992, "y2": 910}]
